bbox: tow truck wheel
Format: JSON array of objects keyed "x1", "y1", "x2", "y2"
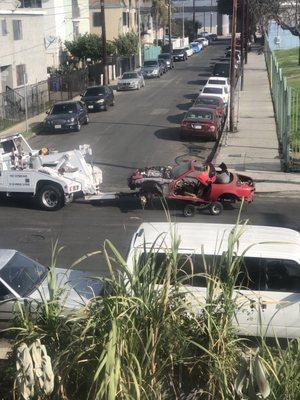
[
  {"x1": 37, "y1": 185, "x2": 64, "y2": 211},
  {"x1": 183, "y1": 204, "x2": 196, "y2": 217},
  {"x1": 209, "y1": 202, "x2": 223, "y2": 216}
]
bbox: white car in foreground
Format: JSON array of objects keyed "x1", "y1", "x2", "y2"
[
  {"x1": 127, "y1": 222, "x2": 300, "y2": 339},
  {"x1": 200, "y1": 84, "x2": 229, "y2": 104},
  {"x1": 206, "y1": 77, "x2": 230, "y2": 91},
  {"x1": 0, "y1": 250, "x2": 105, "y2": 328}
]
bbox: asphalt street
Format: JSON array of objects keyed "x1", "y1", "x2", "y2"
[{"x1": 0, "y1": 40, "x2": 299, "y2": 275}]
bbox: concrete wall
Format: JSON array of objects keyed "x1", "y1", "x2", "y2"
[{"x1": 0, "y1": 9, "x2": 47, "y2": 92}]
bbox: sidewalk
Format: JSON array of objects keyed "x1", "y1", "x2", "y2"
[{"x1": 215, "y1": 51, "x2": 300, "y2": 194}]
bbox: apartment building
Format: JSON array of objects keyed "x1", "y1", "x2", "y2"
[
  {"x1": 16, "y1": 0, "x2": 90, "y2": 68},
  {"x1": 0, "y1": 3, "x2": 47, "y2": 92},
  {"x1": 89, "y1": 0, "x2": 138, "y2": 41}
]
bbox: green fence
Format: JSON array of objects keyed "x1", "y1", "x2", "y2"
[
  {"x1": 264, "y1": 38, "x2": 300, "y2": 171},
  {"x1": 143, "y1": 45, "x2": 161, "y2": 61}
]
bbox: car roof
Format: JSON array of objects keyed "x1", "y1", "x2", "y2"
[
  {"x1": 130, "y1": 223, "x2": 300, "y2": 261},
  {"x1": 53, "y1": 100, "x2": 78, "y2": 105},
  {"x1": 0, "y1": 249, "x2": 17, "y2": 269},
  {"x1": 203, "y1": 85, "x2": 225, "y2": 90},
  {"x1": 208, "y1": 77, "x2": 227, "y2": 81},
  {"x1": 188, "y1": 107, "x2": 216, "y2": 113}
]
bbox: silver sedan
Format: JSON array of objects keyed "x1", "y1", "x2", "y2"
[{"x1": 117, "y1": 71, "x2": 145, "y2": 91}]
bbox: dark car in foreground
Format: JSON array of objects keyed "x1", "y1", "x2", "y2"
[
  {"x1": 172, "y1": 48, "x2": 187, "y2": 61},
  {"x1": 81, "y1": 85, "x2": 114, "y2": 111},
  {"x1": 158, "y1": 53, "x2": 174, "y2": 69},
  {"x1": 180, "y1": 107, "x2": 221, "y2": 140},
  {"x1": 212, "y1": 62, "x2": 230, "y2": 78},
  {"x1": 193, "y1": 96, "x2": 227, "y2": 120},
  {"x1": 43, "y1": 101, "x2": 88, "y2": 132}
]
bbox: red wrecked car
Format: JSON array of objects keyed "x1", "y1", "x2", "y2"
[
  {"x1": 193, "y1": 95, "x2": 227, "y2": 121},
  {"x1": 128, "y1": 161, "x2": 255, "y2": 215}
]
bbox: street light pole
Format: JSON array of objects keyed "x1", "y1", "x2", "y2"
[
  {"x1": 192, "y1": 0, "x2": 196, "y2": 39},
  {"x1": 229, "y1": 0, "x2": 237, "y2": 132},
  {"x1": 210, "y1": 0, "x2": 212, "y2": 33},
  {"x1": 182, "y1": 1, "x2": 185, "y2": 42},
  {"x1": 100, "y1": 0, "x2": 108, "y2": 85},
  {"x1": 240, "y1": 0, "x2": 245, "y2": 90},
  {"x1": 168, "y1": 0, "x2": 172, "y2": 53},
  {"x1": 138, "y1": 0, "x2": 142, "y2": 67}
]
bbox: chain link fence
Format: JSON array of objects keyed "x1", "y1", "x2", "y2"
[{"x1": 265, "y1": 37, "x2": 300, "y2": 171}]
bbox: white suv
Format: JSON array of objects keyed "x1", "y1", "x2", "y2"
[{"x1": 200, "y1": 84, "x2": 229, "y2": 104}]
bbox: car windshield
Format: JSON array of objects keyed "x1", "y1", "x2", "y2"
[
  {"x1": 159, "y1": 54, "x2": 170, "y2": 60},
  {"x1": 84, "y1": 87, "x2": 106, "y2": 96},
  {"x1": 186, "y1": 110, "x2": 213, "y2": 120},
  {"x1": 122, "y1": 73, "x2": 138, "y2": 79},
  {"x1": 208, "y1": 79, "x2": 226, "y2": 85},
  {"x1": 144, "y1": 61, "x2": 157, "y2": 67},
  {"x1": 51, "y1": 103, "x2": 76, "y2": 114},
  {"x1": 173, "y1": 49, "x2": 184, "y2": 54},
  {"x1": 171, "y1": 162, "x2": 191, "y2": 178},
  {"x1": 203, "y1": 87, "x2": 223, "y2": 94},
  {"x1": 0, "y1": 252, "x2": 48, "y2": 297},
  {"x1": 195, "y1": 97, "x2": 219, "y2": 106}
]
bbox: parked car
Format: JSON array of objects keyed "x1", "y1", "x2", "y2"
[
  {"x1": 184, "y1": 46, "x2": 194, "y2": 57},
  {"x1": 212, "y1": 62, "x2": 230, "y2": 78},
  {"x1": 127, "y1": 223, "x2": 300, "y2": 339},
  {"x1": 172, "y1": 48, "x2": 187, "y2": 61},
  {"x1": 200, "y1": 85, "x2": 229, "y2": 105},
  {"x1": 43, "y1": 101, "x2": 88, "y2": 133},
  {"x1": 81, "y1": 85, "x2": 114, "y2": 112},
  {"x1": 158, "y1": 53, "x2": 174, "y2": 69},
  {"x1": 206, "y1": 77, "x2": 230, "y2": 94},
  {"x1": 208, "y1": 33, "x2": 218, "y2": 41},
  {"x1": 190, "y1": 42, "x2": 201, "y2": 53},
  {"x1": 142, "y1": 60, "x2": 163, "y2": 78},
  {"x1": 0, "y1": 249, "x2": 105, "y2": 328},
  {"x1": 117, "y1": 71, "x2": 145, "y2": 90},
  {"x1": 193, "y1": 96, "x2": 227, "y2": 120},
  {"x1": 196, "y1": 38, "x2": 209, "y2": 47},
  {"x1": 180, "y1": 107, "x2": 221, "y2": 140},
  {"x1": 158, "y1": 59, "x2": 168, "y2": 73}
]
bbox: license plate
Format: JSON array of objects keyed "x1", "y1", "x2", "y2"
[
  {"x1": 88, "y1": 105, "x2": 94, "y2": 109},
  {"x1": 194, "y1": 125, "x2": 202, "y2": 129},
  {"x1": 54, "y1": 124, "x2": 61, "y2": 129}
]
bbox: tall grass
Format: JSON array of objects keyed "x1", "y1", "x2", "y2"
[{"x1": 2, "y1": 215, "x2": 300, "y2": 399}]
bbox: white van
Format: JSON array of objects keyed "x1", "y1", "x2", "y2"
[{"x1": 127, "y1": 223, "x2": 300, "y2": 339}]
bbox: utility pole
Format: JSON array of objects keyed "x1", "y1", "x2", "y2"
[
  {"x1": 229, "y1": 0, "x2": 237, "y2": 132},
  {"x1": 138, "y1": 0, "x2": 142, "y2": 67},
  {"x1": 100, "y1": 0, "x2": 108, "y2": 85},
  {"x1": 182, "y1": 1, "x2": 185, "y2": 43},
  {"x1": 192, "y1": 0, "x2": 196, "y2": 39},
  {"x1": 168, "y1": 0, "x2": 172, "y2": 53},
  {"x1": 23, "y1": 73, "x2": 28, "y2": 133},
  {"x1": 210, "y1": 0, "x2": 212, "y2": 33},
  {"x1": 240, "y1": 0, "x2": 245, "y2": 90},
  {"x1": 244, "y1": 0, "x2": 249, "y2": 64}
]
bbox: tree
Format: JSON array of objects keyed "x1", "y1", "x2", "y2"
[
  {"x1": 151, "y1": 0, "x2": 169, "y2": 42},
  {"x1": 172, "y1": 19, "x2": 202, "y2": 39},
  {"x1": 113, "y1": 32, "x2": 139, "y2": 56},
  {"x1": 65, "y1": 33, "x2": 115, "y2": 63}
]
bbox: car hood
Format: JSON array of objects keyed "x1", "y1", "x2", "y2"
[
  {"x1": 28, "y1": 268, "x2": 105, "y2": 309},
  {"x1": 82, "y1": 95, "x2": 104, "y2": 101},
  {"x1": 118, "y1": 79, "x2": 138, "y2": 84},
  {"x1": 45, "y1": 113, "x2": 77, "y2": 121}
]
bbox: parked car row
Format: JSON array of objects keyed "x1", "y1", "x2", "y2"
[{"x1": 180, "y1": 44, "x2": 231, "y2": 141}]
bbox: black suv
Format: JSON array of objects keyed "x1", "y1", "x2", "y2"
[
  {"x1": 172, "y1": 48, "x2": 187, "y2": 61},
  {"x1": 43, "y1": 101, "x2": 88, "y2": 132},
  {"x1": 81, "y1": 85, "x2": 114, "y2": 111}
]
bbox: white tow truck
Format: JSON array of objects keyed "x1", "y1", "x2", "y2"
[{"x1": 0, "y1": 134, "x2": 105, "y2": 210}]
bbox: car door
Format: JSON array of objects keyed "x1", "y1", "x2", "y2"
[{"x1": 258, "y1": 258, "x2": 300, "y2": 339}]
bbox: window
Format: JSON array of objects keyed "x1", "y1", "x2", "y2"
[
  {"x1": 16, "y1": 64, "x2": 26, "y2": 86},
  {"x1": 122, "y1": 12, "x2": 129, "y2": 27},
  {"x1": 73, "y1": 21, "x2": 80, "y2": 40},
  {"x1": 13, "y1": 20, "x2": 23, "y2": 40},
  {"x1": 93, "y1": 12, "x2": 102, "y2": 27},
  {"x1": 0, "y1": 281, "x2": 14, "y2": 300},
  {"x1": 261, "y1": 259, "x2": 300, "y2": 292},
  {"x1": 1, "y1": 19, "x2": 7, "y2": 36},
  {"x1": 19, "y1": 0, "x2": 42, "y2": 7}
]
